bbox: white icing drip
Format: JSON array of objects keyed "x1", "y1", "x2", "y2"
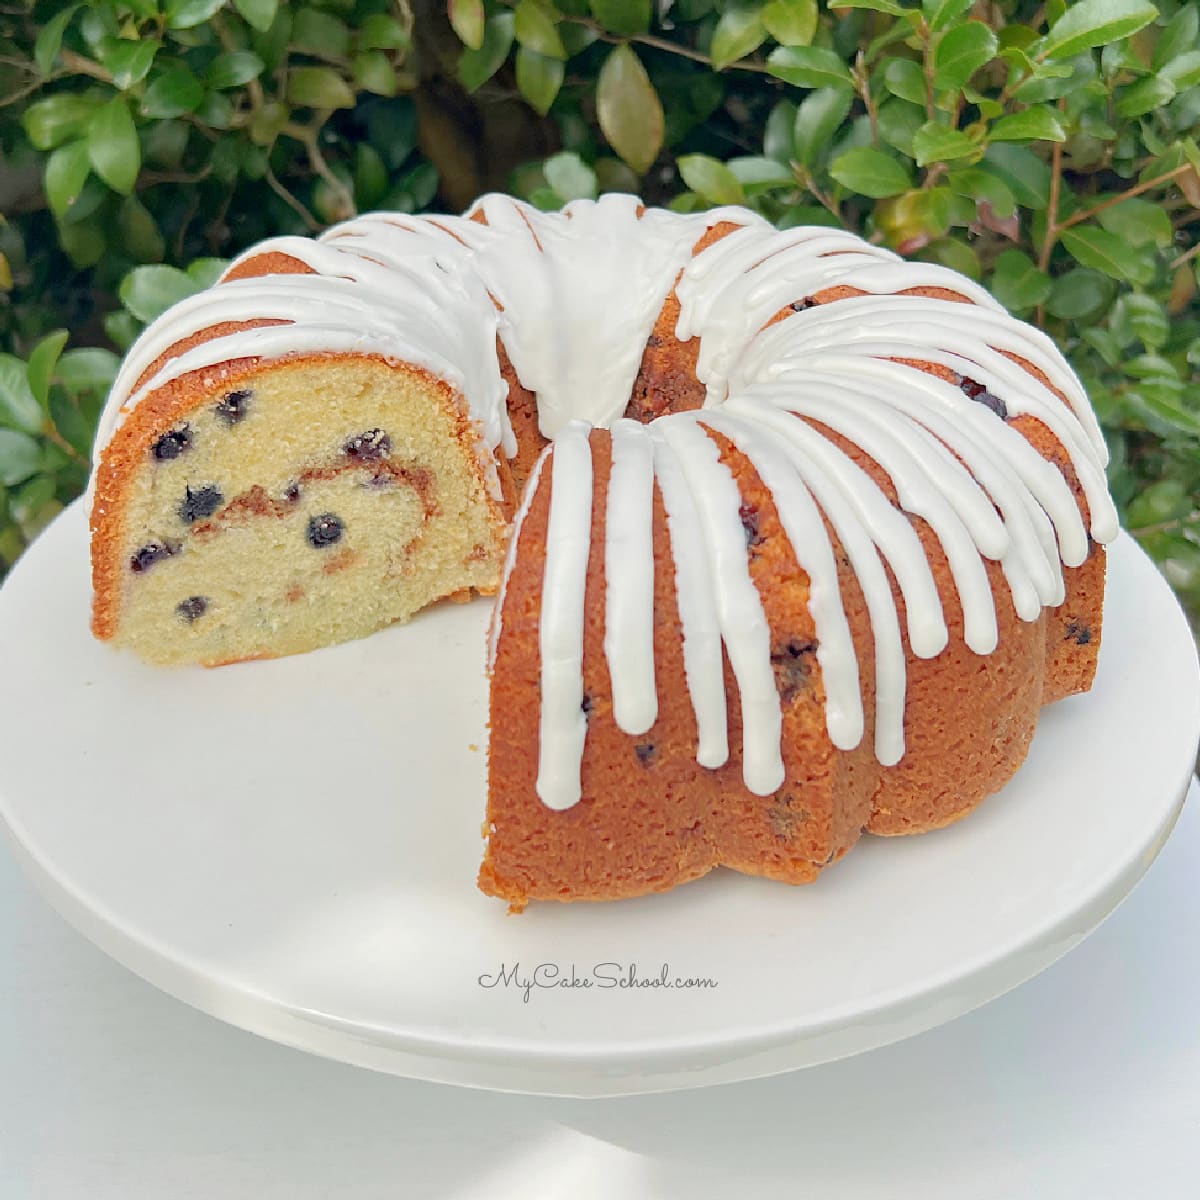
[
  {"x1": 696, "y1": 410, "x2": 865, "y2": 752},
  {"x1": 655, "y1": 416, "x2": 784, "y2": 797},
  {"x1": 796, "y1": 355, "x2": 1086, "y2": 569},
  {"x1": 488, "y1": 445, "x2": 550, "y2": 672},
  {"x1": 722, "y1": 395, "x2": 949, "y2": 660},
  {"x1": 736, "y1": 293, "x2": 1112, "y2": 478},
  {"x1": 536, "y1": 421, "x2": 594, "y2": 810},
  {"x1": 738, "y1": 384, "x2": 1000, "y2": 653},
  {"x1": 604, "y1": 420, "x2": 658, "y2": 735},
  {"x1": 648, "y1": 425, "x2": 729, "y2": 770},
  {"x1": 770, "y1": 364, "x2": 1068, "y2": 612},
  {"x1": 720, "y1": 400, "x2": 910, "y2": 764}
]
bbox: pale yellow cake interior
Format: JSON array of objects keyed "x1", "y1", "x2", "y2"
[{"x1": 112, "y1": 358, "x2": 505, "y2": 666}]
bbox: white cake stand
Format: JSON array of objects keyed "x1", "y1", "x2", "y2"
[{"x1": 0, "y1": 503, "x2": 1196, "y2": 1097}]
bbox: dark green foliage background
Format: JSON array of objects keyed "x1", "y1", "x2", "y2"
[{"x1": 1, "y1": 0, "x2": 1198, "y2": 625}]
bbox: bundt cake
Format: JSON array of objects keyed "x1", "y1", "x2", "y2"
[{"x1": 87, "y1": 194, "x2": 1118, "y2": 907}]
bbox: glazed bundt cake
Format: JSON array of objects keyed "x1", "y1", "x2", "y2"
[{"x1": 88, "y1": 195, "x2": 1118, "y2": 907}]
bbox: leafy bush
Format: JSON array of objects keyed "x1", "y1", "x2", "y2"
[{"x1": 1, "y1": 0, "x2": 1198, "y2": 625}]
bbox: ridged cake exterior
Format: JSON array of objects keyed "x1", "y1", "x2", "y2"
[{"x1": 87, "y1": 195, "x2": 1117, "y2": 905}]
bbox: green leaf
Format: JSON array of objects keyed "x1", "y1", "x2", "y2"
[
  {"x1": 883, "y1": 58, "x2": 927, "y2": 105},
  {"x1": 141, "y1": 65, "x2": 205, "y2": 118},
  {"x1": 103, "y1": 38, "x2": 158, "y2": 90},
  {"x1": 764, "y1": 99, "x2": 798, "y2": 161},
  {"x1": 590, "y1": 0, "x2": 652, "y2": 37},
  {"x1": 235, "y1": 0, "x2": 279, "y2": 33},
  {"x1": 881, "y1": 186, "x2": 956, "y2": 242},
  {"x1": 990, "y1": 249, "x2": 1052, "y2": 312},
  {"x1": 196, "y1": 90, "x2": 235, "y2": 131},
  {"x1": 87, "y1": 97, "x2": 140, "y2": 195},
  {"x1": 911, "y1": 122, "x2": 979, "y2": 166},
  {"x1": 34, "y1": 4, "x2": 79, "y2": 75},
  {"x1": 22, "y1": 95, "x2": 94, "y2": 151},
  {"x1": 1154, "y1": 6, "x2": 1199, "y2": 69},
  {"x1": 448, "y1": 0, "x2": 485, "y2": 50},
  {"x1": 829, "y1": 0, "x2": 906, "y2": 14},
  {"x1": 1127, "y1": 477, "x2": 1188, "y2": 527},
  {"x1": 459, "y1": 12, "x2": 516, "y2": 92},
  {"x1": 921, "y1": 237, "x2": 981, "y2": 279},
  {"x1": 545, "y1": 151, "x2": 599, "y2": 201},
  {"x1": 401, "y1": 161, "x2": 439, "y2": 210},
  {"x1": 352, "y1": 51, "x2": 397, "y2": 97},
  {"x1": 103, "y1": 310, "x2": 141, "y2": 353},
  {"x1": 1114, "y1": 74, "x2": 1176, "y2": 117},
  {"x1": 982, "y1": 143, "x2": 1051, "y2": 209},
  {"x1": 0, "y1": 431, "x2": 42, "y2": 488},
  {"x1": 207, "y1": 51, "x2": 265, "y2": 90},
  {"x1": 1096, "y1": 197, "x2": 1173, "y2": 248},
  {"x1": 44, "y1": 140, "x2": 91, "y2": 221},
  {"x1": 1110, "y1": 293, "x2": 1169, "y2": 348},
  {"x1": 1047, "y1": 267, "x2": 1114, "y2": 319},
  {"x1": 762, "y1": 0, "x2": 818, "y2": 47},
  {"x1": 182, "y1": 259, "x2": 227, "y2": 290},
  {"x1": 561, "y1": 22, "x2": 599, "y2": 58},
  {"x1": 830, "y1": 146, "x2": 913, "y2": 197},
  {"x1": 727, "y1": 156, "x2": 795, "y2": 190},
  {"x1": 1127, "y1": 389, "x2": 1200, "y2": 438},
  {"x1": 794, "y1": 87, "x2": 854, "y2": 166},
  {"x1": 292, "y1": 9, "x2": 352, "y2": 60},
  {"x1": 359, "y1": 12, "x2": 412, "y2": 51},
  {"x1": 677, "y1": 154, "x2": 746, "y2": 204},
  {"x1": 947, "y1": 166, "x2": 1015, "y2": 216},
  {"x1": 1160, "y1": 48, "x2": 1200, "y2": 90},
  {"x1": 165, "y1": 0, "x2": 225, "y2": 30},
  {"x1": 57, "y1": 218, "x2": 105, "y2": 269},
  {"x1": 516, "y1": 46, "x2": 564, "y2": 114},
  {"x1": 710, "y1": 9, "x2": 767, "y2": 71},
  {"x1": 594, "y1": 156, "x2": 639, "y2": 195},
  {"x1": 288, "y1": 66, "x2": 356, "y2": 109},
  {"x1": 596, "y1": 44, "x2": 664, "y2": 175},
  {"x1": 117, "y1": 195, "x2": 165, "y2": 263},
  {"x1": 1060, "y1": 226, "x2": 1155, "y2": 284},
  {"x1": 767, "y1": 45, "x2": 855, "y2": 89},
  {"x1": 988, "y1": 105, "x2": 1067, "y2": 142},
  {"x1": 47, "y1": 386, "x2": 94, "y2": 461},
  {"x1": 933, "y1": 23, "x2": 999, "y2": 90},
  {"x1": 1037, "y1": 0, "x2": 1159, "y2": 61},
  {"x1": 57, "y1": 348, "x2": 119, "y2": 400},
  {"x1": 118, "y1": 265, "x2": 200, "y2": 323},
  {"x1": 0, "y1": 357, "x2": 43, "y2": 435},
  {"x1": 26, "y1": 332, "x2": 69, "y2": 412},
  {"x1": 923, "y1": 0, "x2": 973, "y2": 32},
  {"x1": 514, "y1": 0, "x2": 567, "y2": 59},
  {"x1": 877, "y1": 99, "x2": 925, "y2": 156}
]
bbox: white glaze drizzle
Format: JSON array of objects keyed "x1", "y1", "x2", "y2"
[
  {"x1": 536, "y1": 421, "x2": 594, "y2": 810},
  {"x1": 603, "y1": 420, "x2": 658, "y2": 736},
  {"x1": 487, "y1": 444, "x2": 550, "y2": 673},
  {"x1": 695, "y1": 409, "x2": 866, "y2": 752},
  {"x1": 87, "y1": 196, "x2": 1118, "y2": 812},
  {"x1": 647, "y1": 424, "x2": 729, "y2": 770},
  {"x1": 654, "y1": 416, "x2": 784, "y2": 797}
]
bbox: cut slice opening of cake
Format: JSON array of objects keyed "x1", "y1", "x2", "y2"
[{"x1": 90, "y1": 354, "x2": 508, "y2": 666}]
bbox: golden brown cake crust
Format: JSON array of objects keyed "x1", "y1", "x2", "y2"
[{"x1": 481, "y1": 249, "x2": 1107, "y2": 903}]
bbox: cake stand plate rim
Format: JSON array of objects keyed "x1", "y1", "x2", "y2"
[{"x1": 0, "y1": 501, "x2": 1195, "y2": 1097}]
